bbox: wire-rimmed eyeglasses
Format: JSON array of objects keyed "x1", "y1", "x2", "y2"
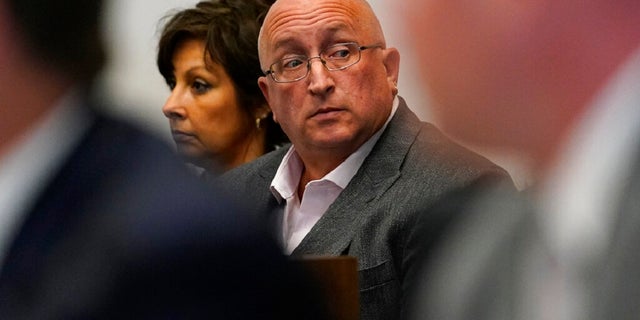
[{"x1": 263, "y1": 42, "x2": 382, "y2": 83}]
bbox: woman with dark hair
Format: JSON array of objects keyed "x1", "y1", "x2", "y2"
[{"x1": 157, "y1": 0, "x2": 286, "y2": 175}]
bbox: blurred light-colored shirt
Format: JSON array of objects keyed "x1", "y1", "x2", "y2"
[
  {"x1": 536, "y1": 46, "x2": 640, "y2": 319},
  {"x1": 0, "y1": 90, "x2": 91, "y2": 270}
]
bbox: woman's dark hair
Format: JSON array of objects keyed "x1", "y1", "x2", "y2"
[{"x1": 157, "y1": 0, "x2": 287, "y2": 151}]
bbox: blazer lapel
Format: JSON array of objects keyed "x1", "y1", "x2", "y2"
[
  {"x1": 291, "y1": 98, "x2": 422, "y2": 256},
  {"x1": 255, "y1": 148, "x2": 290, "y2": 240}
]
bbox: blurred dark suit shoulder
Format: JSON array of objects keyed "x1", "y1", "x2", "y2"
[{"x1": 0, "y1": 106, "x2": 323, "y2": 319}]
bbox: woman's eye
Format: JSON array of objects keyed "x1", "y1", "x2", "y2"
[{"x1": 192, "y1": 79, "x2": 211, "y2": 94}]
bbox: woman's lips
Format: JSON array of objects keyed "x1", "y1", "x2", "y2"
[{"x1": 171, "y1": 131, "x2": 196, "y2": 143}]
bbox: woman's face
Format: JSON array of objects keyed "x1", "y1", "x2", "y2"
[{"x1": 163, "y1": 39, "x2": 256, "y2": 169}]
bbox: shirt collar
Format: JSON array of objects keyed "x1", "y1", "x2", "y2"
[{"x1": 270, "y1": 96, "x2": 400, "y2": 202}]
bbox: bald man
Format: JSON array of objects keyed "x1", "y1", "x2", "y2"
[
  {"x1": 402, "y1": 0, "x2": 640, "y2": 319},
  {"x1": 217, "y1": 0, "x2": 510, "y2": 318}
]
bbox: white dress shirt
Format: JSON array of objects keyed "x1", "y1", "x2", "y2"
[
  {"x1": 0, "y1": 90, "x2": 91, "y2": 270},
  {"x1": 271, "y1": 97, "x2": 399, "y2": 254}
]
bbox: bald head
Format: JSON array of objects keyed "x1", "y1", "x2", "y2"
[{"x1": 258, "y1": 0, "x2": 385, "y2": 69}]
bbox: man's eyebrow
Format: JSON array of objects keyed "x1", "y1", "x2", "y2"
[{"x1": 272, "y1": 38, "x2": 297, "y2": 51}]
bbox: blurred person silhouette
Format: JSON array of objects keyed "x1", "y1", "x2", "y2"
[
  {"x1": 400, "y1": 0, "x2": 640, "y2": 319},
  {"x1": 158, "y1": 0, "x2": 288, "y2": 176},
  {"x1": 0, "y1": 0, "x2": 324, "y2": 318},
  {"x1": 216, "y1": 0, "x2": 510, "y2": 319}
]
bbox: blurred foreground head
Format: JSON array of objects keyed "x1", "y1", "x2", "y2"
[
  {"x1": 3, "y1": 0, "x2": 104, "y2": 84},
  {"x1": 0, "y1": 0, "x2": 104, "y2": 156},
  {"x1": 401, "y1": 0, "x2": 640, "y2": 174}
]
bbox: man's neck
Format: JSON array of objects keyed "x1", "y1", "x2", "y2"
[{"x1": 295, "y1": 153, "x2": 347, "y2": 199}]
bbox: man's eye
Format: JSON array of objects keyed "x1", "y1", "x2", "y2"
[
  {"x1": 282, "y1": 58, "x2": 305, "y2": 69},
  {"x1": 328, "y1": 48, "x2": 351, "y2": 59}
]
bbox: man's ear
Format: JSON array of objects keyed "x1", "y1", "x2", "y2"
[
  {"x1": 382, "y1": 47, "x2": 401, "y2": 94},
  {"x1": 257, "y1": 76, "x2": 277, "y2": 123}
]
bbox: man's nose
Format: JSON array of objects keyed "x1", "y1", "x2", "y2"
[{"x1": 306, "y1": 57, "x2": 335, "y2": 95}]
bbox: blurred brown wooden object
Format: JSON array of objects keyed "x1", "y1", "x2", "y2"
[{"x1": 293, "y1": 255, "x2": 359, "y2": 320}]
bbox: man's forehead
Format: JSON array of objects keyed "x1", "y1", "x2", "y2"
[
  {"x1": 262, "y1": 0, "x2": 362, "y2": 37},
  {"x1": 267, "y1": 22, "x2": 354, "y2": 51},
  {"x1": 258, "y1": 0, "x2": 379, "y2": 60}
]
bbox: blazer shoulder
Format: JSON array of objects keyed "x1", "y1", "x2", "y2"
[
  {"x1": 409, "y1": 122, "x2": 512, "y2": 186},
  {"x1": 214, "y1": 146, "x2": 289, "y2": 201},
  {"x1": 218, "y1": 146, "x2": 289, "y2": 182}
]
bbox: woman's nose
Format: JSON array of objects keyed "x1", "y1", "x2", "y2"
[{"x1": 162, "y1": 90, "x2": 186, "y2": 120}]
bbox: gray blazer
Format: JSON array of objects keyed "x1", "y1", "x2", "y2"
[{"x1": 218, "y1": 97, "x2": 508, "y2": 320}]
